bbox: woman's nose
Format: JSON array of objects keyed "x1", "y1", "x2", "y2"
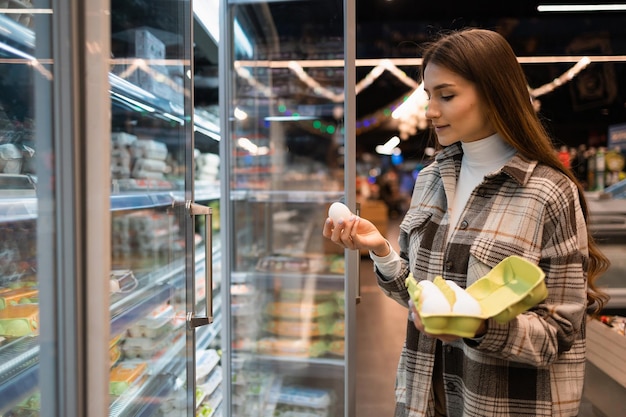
[{"x1": 425, "y1": 103, "x2": 438, "y2": 119}]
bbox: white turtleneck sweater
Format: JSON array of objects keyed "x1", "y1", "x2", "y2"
[{"x1": 371, "y1": 133, "x2": 517, "y2": 278}]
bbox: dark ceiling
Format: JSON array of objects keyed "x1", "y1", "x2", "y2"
[
  {"x1": 353, "y1": 1, "x2": 626, "y2": 154},
  {"x1": 110, "y1": 0, "x2": 626, "y2": 156}
]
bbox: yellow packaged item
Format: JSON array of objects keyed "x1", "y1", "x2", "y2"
[
  {"x1": 0, "y1": 304, "x2": 39, "y2": 337},
  {"x1": 0, "y1": 288, "x2": 38, "y2": 309},
  {"x1": 109, "y1": 361, "x2": 147, "y2": 396}
]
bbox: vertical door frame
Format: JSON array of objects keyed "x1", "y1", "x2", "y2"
[
  {"x1": 218, "y1": 0, "x2": 233, "y2": 414},
  {"x1": 82, "y1": 0, "x2": 112, "y2": 414},
  {"x1": 343, "y1": 0, "x2": 357, "y2": 416},
  {"x1": 41, "y1": 0, "x2": 114, "y2": 416}
]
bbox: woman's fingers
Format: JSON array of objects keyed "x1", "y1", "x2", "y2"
[
  {"x1": 322, "y1": 218, "x2": 334, "y2": 238},
  {"x1": 327, "y1": 216, "x2": 358, "y2": 248}
]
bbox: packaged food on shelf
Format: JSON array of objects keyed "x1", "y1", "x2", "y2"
[
  {"x1": 264, "y1": 318, "x2": 335, "y2": 338},
  {"x1": 0, "y1": 143, "x2": 24, "y2": 173},
  {"x1": 121, "y1": 334, "x2": 172, "y2": 359},
  {"x1": 256, "y1": 255, "x2": 312, "y2": 273},
  {"x1": 256, "y1": 337, "x2": 328, "y2": 358},
  {"x1": 264, "y1": 300, "x2": 337, "y2": 320},
  {"x1": 327, "y1": 339, "x2": 344, "y2": 357},
  {"x1": 109, "y1": 335, "x2": 122, "y2": 367},
  {"x1": 198, "y1": 365, "x2": 222, "y2": 398},
  {"x1": 275, "y1": 385, "x2": 333, "y2": 410},
  {"x1": 271, "y1": 404, "x2": 329, "y2": 417},
  {"x1": 0, "y1": 303, "x2": 39, "y2": 337},
  {"x1": 13, "y1": 392, "x2": 40, "y2": 416},
  {"x1": 127, "y1": 303, "x2": 175, "y2": 339},
  {"x1": 0, "y1": 287, "x2": 38, "y2": 309},
  {"x1": 111, "y1": 132, "x2": 138, "y2": 147},
  {"x1": 109, "y1": 361, "x2": 147, "y2": 396},
  {"x1": 109, "y1": 269, "x2": 138, "y2": 294},
  {"x1": 130, "y1": 139, "x2": 169, "y2": 161},
  {"x1": 275, "y1": 288, "x2": 337, "y2": 304},
  {"x1": 131, "y1": 158, "x2": 168, "y2": 179},
  {"x1": 196, "y1": 349, "x2": 221, "y2": 383},
  {"x1": 197, "y1": 388, "x2": 223, "y2": 417}
]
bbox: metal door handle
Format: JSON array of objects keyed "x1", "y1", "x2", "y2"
[
  {"x1": 355, "y1": 202, "x2": 361, "y2": 304},
  {"x1": 177, "y1": 200, "x2": 214, "y2": 328}
]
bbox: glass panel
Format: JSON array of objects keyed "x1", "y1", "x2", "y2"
[
  {"x1": 0, "y1": 4, "x2": 47, "y2": 416},
  {"x1": 108, "y1": 1, "x2": 193, "y2": 415},
  {"x1": 193, "y1": 0, "x2": 224, "y2": 411},
  {"x1": 226, "y1": 1, "x2": 347, "y2": 415}
]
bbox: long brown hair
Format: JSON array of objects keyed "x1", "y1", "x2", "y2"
[{"x1": 421, "y1": 28, "x2": 610, "y2": 314}]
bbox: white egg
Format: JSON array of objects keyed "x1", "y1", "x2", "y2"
[
  {"x1": 446, "y1": 280, "x2": 482, "y2": 315},
  {"x1": 417, "y1": 280, "x2": 451, "y2": 314},
  {"x1": 328, "y1": 202, "x2": 352, "y2": 223}
]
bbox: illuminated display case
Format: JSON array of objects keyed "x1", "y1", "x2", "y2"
[{"x1": 219, "y1": 0, "x2": 358, "y2": 415}]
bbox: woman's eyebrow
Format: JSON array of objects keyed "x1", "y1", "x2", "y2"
[{"x1": 424, "y1": 82, "x2": 454, "y2": 94}]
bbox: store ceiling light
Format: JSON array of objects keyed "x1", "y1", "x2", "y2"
[
  {"x1": 376, "y1": 136, "x2": 400, "y2": 155},
  {"x1": 537, "y1": 4, "x2": 626, "y2": 12}
]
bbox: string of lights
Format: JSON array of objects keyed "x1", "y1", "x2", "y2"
[{"x1": 233, "y1": 57, "x2": 592, "y2": 138}]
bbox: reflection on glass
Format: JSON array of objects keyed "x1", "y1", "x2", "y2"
[
  {"x1": 227, "y1": 1, "x2": 347, "y2": 415},
  {"x1": 107, "y1": 1, "x2": 194, "y2": 415},
  {"x1": 0, "y1": 3, "x2": 43, "y2": 416}
]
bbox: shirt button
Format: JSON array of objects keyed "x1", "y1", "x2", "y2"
[
  {"x1": 460, "y1": 220, "x2": 468, "y2": 229},
  {"x1": 445, "y1": 261, "x2": 453, "y2": 271},
  {"x1": 445, "y1": 345, "x2": 453, "y2": 353}
]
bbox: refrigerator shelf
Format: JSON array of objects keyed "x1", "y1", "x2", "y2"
[
  {"x1": 0, "y1": 337, "x2": 39, "y2": 414},
  {"x1": 0, "y1": 185, "x2": 220, "y2": 223},
  {"x1": 231, "y1": 190, "x2": 345, "y2": 203},
  {"x1": 109, "y1": 372, "x2": 176, "y2": 417},
  {"x1": 111, "y1": 283, "x2": 174, "y2": 338}
]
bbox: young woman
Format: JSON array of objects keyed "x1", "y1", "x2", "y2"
[{"x1": 323, "y1": 28, "x2": 609, "y2": 417}]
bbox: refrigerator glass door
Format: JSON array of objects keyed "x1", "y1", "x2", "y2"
[
  {"x1": 108, "y1": 1, "x2": 197, "y2": 415},
  {"x1": 0, "y1": 9, "x2": 46, "y2": 417},
  {"x1": 223, "y1": 1, "x2": 352, "y2": 415}
]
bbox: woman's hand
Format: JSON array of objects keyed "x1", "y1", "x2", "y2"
[{"x1": 322, "y1": 215, "x2": 388, "y2": 254}]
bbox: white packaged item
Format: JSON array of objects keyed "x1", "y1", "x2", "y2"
[
  {"x1": 277, "y1": 386, "x2": 332, "y2": 409},
  {"x1": 0, "y1": 144, "x2": 23, "y2": 174},
  {"x1": 127, "y1": 304, "x2": 174, "y2": 339},
  {"x1": 131, "y1": 158, "x2": 168, "y2": 180},
  {"x1": 196, "y1": 349, "x2": 220, "y2": 382},
  {"x1": 133, "y1": 158, "x2": 167, "y2": 173},
  {"x1": 111, "y1": 132, "x2": 138, "y2": 147},
  {"x1": 122, "y1": 335, "x2": 170, "y2": 359},
  {"x1": 130, "y1": 139, "x2": 168, "y2": 160}
]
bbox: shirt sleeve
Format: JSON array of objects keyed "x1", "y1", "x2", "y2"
[{"x1": 369, "y1": 240, "x2": 402, "y2": 279}]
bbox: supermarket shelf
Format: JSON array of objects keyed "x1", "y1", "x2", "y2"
[
  {"x1": 110, "y1": 373, "x2": 177, "y2": 417},
  {"x1": 0, "y1": 198, "x2": 37, "y2": 224},
  {"x1": 231, "y1": 271, "x2": 344, "y2": 284},
  {"x1": 252, "y1": 354, "x2": 345, "y2": 368},
  {"x1": 0, "y1": 337, "x2": 39, "y2": 414},
  {"x1": 231, "y1": 189, "x2": 344, "y2": 203},
  {"x1": 111, "y1": 283, "x2": 175, "y2": 338},
  {"x1": 0, "y1": 184, "x2": 220, "y2": 222}
]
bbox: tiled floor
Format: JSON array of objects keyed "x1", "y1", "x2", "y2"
[{"x1": 355, "y1": 218, "x2": 603, "y2": 417}]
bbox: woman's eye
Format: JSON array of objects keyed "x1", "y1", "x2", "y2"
[{"x1": 441, "y1": 95, "x2": 454, "y2": 101}]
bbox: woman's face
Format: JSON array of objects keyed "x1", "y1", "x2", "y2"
[{"x1": 423, "y1": 63, "x2": 495, "y2": 146}]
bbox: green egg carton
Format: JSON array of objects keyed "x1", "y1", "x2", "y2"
[
  {"x1": 405, "y1": 256, "x2": 547, "y2": 338},
  {"x1": 466, "y1": 255, "x2": 548, "y2": 324}
]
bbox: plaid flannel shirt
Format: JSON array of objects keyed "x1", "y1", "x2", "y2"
[{"x1": 376, "y1": 142, "x2": 589, "y2": 417}]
